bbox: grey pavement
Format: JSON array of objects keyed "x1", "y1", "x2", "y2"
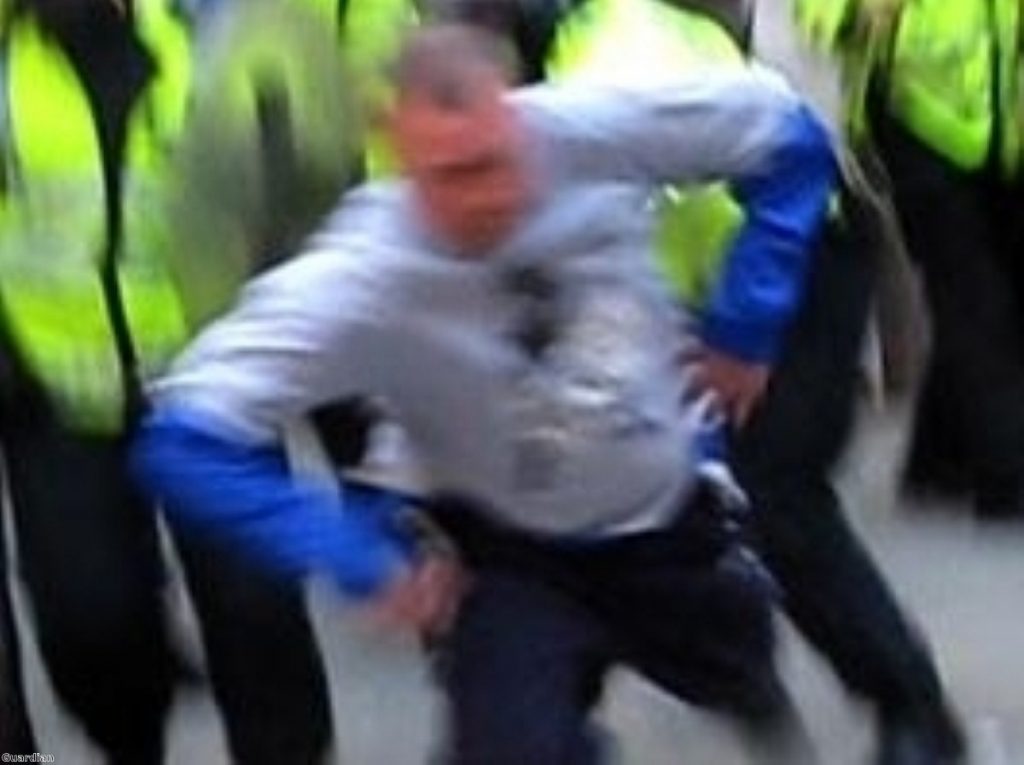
[{"x1": 15, "y1": 406, "x2": 1024, "y2": 765}]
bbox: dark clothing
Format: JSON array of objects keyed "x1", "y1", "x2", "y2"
[
  {"x1": 873, "y1": 114, "x2": 1024, "y2": 518},
  {"x1": 3, "y1": 407, "x2": 333, "y2": 765},
  {"x1": 0, "y1": 321, "x2": 38, "y2": 757},
  {"x1": 732, "y1": 207, "x2": 962, "y2": 754},
  {"x1": 5, "y1": 413, "x2": 174, "y2": 764},
  {"x1": 175, "y1": 535, "x2": 334, "y2": 765},
  {"x1": 0, "y1": 8, "x2": 335, "y2": 761},
  {"x1": 429, "y1": 486, "x2": 814, "y2": 765},
  {"x1": 0, "y1": 510, "x2": 36, "y2": 756},
  {"x1": 447, "y1": 0, "x2": 754, "y2": 84},
  {"x1": 440, "y1": 0, "x2": 574, "y2": 83},
  {"x1": 46, "y1": 0, "x2": 155, "y2": 149}
]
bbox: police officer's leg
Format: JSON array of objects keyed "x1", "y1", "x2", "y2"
[
  {"x1": 6, "y1": 413, "x2": 173, "y2": 764},
  {"x1": 902, "y1": 353, "x2": 971, "y2": 499},
  {"x1": 166, "y1": 403, "x2": 350, "y2": 764},
  {"x1": 732, "y1": 212, "x2": 964, "y2": 761},
  {"x1": 997, "y1": 179, "x2": 1024, "y2": 340},
  {"x1": 988, "y1": 174, "x2": 1024, "y2": 476},
  {"x1": 0, "y1": 494, "x2": 36, "y2": 755},
  {"x1": 441, "y1": 570, "x2": 610, "y2": 765},
  {"x1": 875, "y1": 116, "x2": 1024, "y2": 519},
  {"x1": 174, "y1": 536, "x2": 333, "y2": 765}
]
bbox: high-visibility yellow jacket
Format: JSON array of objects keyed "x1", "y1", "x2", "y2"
[
  {"x1": 794, "y1": 0, "x2": 1022, "y2": 176},
  {"x1": 548, "y1": 0, "x2": 747, "y2": 306},
  {"x1": 169, "y1": 0, "x2": 363, "y2": 327},
  {"x1": 0, "y1": 0, "x2": 191, "y2": 432},
  {"x1": 168, "y1": 0, "x2": 421, "y2": 330},
  {"x1": 342, "y1": 0, "x2": 421, "y2": 177}
]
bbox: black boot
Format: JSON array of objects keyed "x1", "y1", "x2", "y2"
[{"x1": 876, "y1": 706, "x2": 966, "y2": 765}]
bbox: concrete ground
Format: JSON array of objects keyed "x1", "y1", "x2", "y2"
[{"x1": 15, "y1": 406, "x2": 1024, "y2": 765}]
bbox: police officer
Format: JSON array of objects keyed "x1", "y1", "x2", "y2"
[
  {"x1": 794, "y1": 0, "x2": 1024, "y2": 521},
  {"x1": 0, "y1": 0, "x2": 335, "y2": 761},
  {"x1": 557, "y1": 3, "x2": 965, "y2": 763}
]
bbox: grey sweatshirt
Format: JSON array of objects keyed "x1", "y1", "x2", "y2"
[{"x1": 139, "y1": 70, "x2": 836, "y2": 590}]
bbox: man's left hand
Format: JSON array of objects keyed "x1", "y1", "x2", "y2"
[{"x1": 369, "y1": 556, "x2": 467, "y2": 638}]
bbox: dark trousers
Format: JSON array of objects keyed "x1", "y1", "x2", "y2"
[
  {"x1": 873, "y1": 116, "x2": 1024, "y2": 515},
  {"x1": 0, "y1": 508, "x2": 36, "y2": 755},
  {"x1": 732, "y1": 211, "x2": 955, "y2": 731},
  {"x1": 2, "y1": 410, "x2": 332, "y2": 765},
  {"x1": 429, "y1": 489, "x2": 814, "y2": 765}
]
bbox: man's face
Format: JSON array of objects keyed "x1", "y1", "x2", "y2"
[{"x1": 389, "y1": 78, "x2": 533, "y2": 255}]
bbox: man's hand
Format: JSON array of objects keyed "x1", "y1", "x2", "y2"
[
  {"x1": 693, "y1": 348, "x2": 771, "y2": 428},
  {"x1": 370, "y1": 556, "x2": 467, "y2": 637}
]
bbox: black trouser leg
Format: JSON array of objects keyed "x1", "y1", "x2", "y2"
[
  {"x1": 5, "y1": 419, "x2": 173, "y2": 765},
  {"x1": 443, "y1": 572, "x2": 609, "y2": 765},
  {"x1": 0, "y1": 501, "x2": 36, "y2": 755},
  {"x1": 433, "y1": 490, "x2": 813, "y2": 765},
  {"x1": 753, "y1": 477, "x2": 945, "y2": 717},
  {"x1": 875, "y1": 117, "x2": 1024, "y2": 517},
  {"x1": 729, "y1": 691, "x2": 815, "y2": 765},
  {"x1": 903, "y1": 353, "x2": 971, "y2": 497},
  {"x1": 175, "y1": 537, "x2": 334, "y2": 765},
  {"x1": 732, "y1": 214, "x2": 960, "y2": 753}
]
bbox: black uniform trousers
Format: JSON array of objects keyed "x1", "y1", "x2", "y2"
[
  {"x1": 1, "y1": 401, "x2": 333, "y2": 765},
  {"x1": 0, "y1": 506, "x2": 36, "y2": 755},
  {"x1": 428, "y1": 487, "x2": 814, "y2": 765},
  {"x1": 732, "y1": 202, "x2": 957, "y2": 738},
  {"x1": 874, "y1": 114, "x2": 1024, "y2": 516}
]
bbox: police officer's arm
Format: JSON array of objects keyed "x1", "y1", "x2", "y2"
[
  {"x1": 134, "y1": 230, "x2": 411, "y2": 599},
  {"x1": 522, "y1": 67, "x2": 837, "y2": 365}
]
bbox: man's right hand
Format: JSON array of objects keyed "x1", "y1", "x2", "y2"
[{"x1": 693, "y1": 346, "x2": 772, "y2": 429}]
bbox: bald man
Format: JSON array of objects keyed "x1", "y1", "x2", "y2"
[{"x1": 137, "y1": 25, "x2": 836, "y2": 764}]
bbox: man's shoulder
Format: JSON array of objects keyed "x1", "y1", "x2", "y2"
[
  {"x1": 509, "y1": 69, "x2": 796, "y2": 113},
  {"x1": 310, "y1": 181, "x2": 416, "y2": 254},
  {"x1": 250, "y1": 181, "x2": 417, "y2": 306}
]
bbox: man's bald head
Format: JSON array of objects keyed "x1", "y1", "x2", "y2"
[
  {"x1": 390, "y1": 23, "x2": 520, "y2": 109},
  {"x1": 386, "y1": 24, "x2": 533, "y2": 255}
]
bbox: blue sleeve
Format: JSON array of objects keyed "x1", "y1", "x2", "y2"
[
  {"x1": 133, "y1": 407, "x2": 412, "y2": 598},
  {"x1": 701, "y1": 105, "x2": 837, "y2": 363}
]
